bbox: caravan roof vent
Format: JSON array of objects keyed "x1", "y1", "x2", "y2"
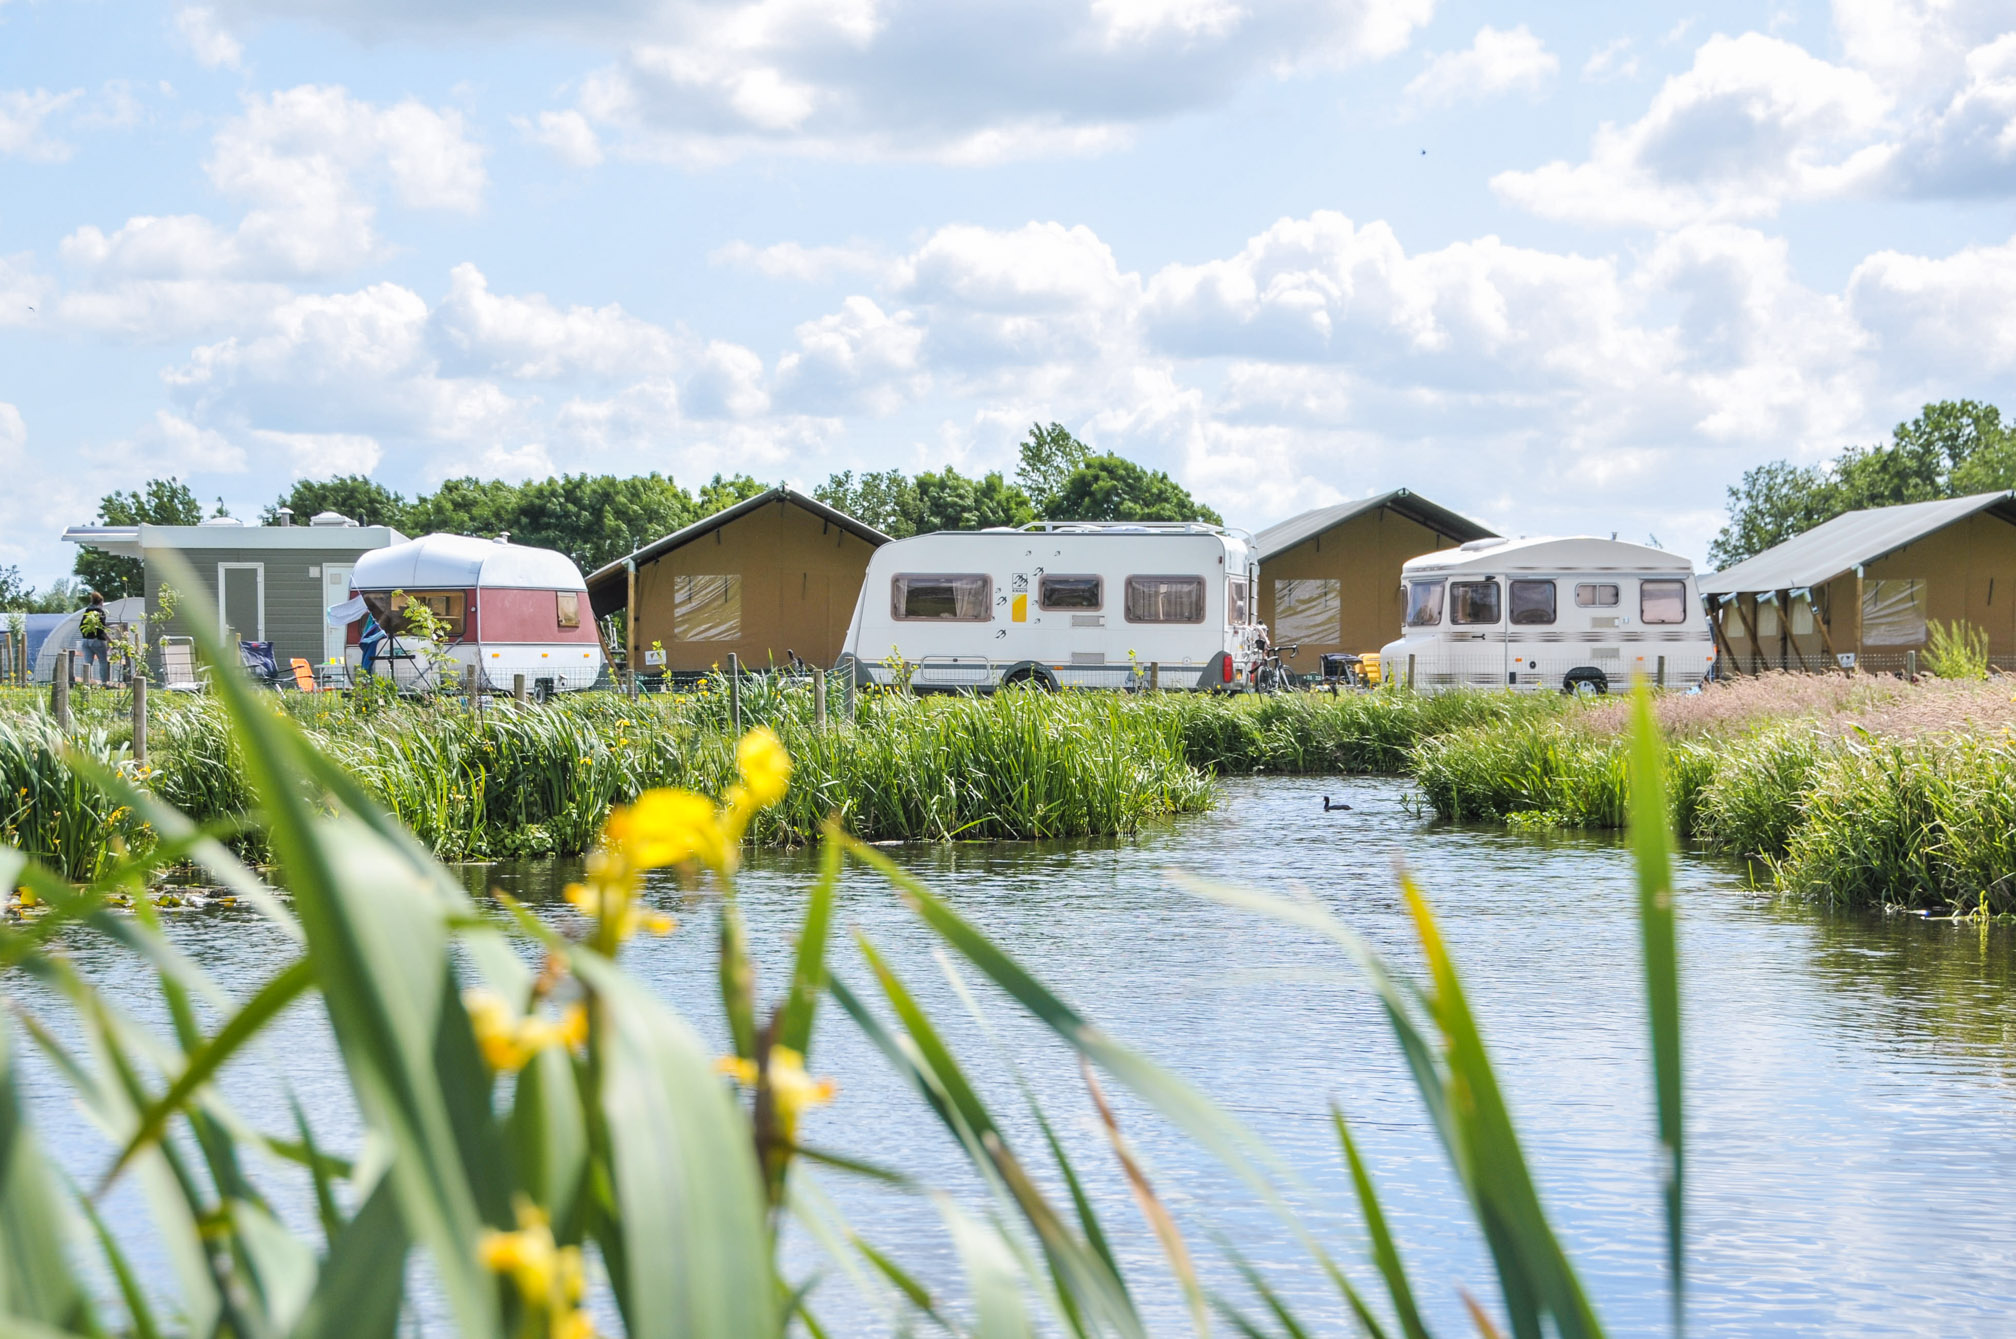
[
  {"x1": 200, "y1": 516, "x2": 244, "y2": 527},
  {"x1": 309, "y1": 511, "x2": 358, "y2": 528},
  {"x1": 1458, "y1": 537, "x2": 1509, "y2": 552}
]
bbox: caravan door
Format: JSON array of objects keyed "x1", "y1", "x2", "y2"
[{"x1": 1446, "y1": 576, "x2": 1506, "y2": 687}]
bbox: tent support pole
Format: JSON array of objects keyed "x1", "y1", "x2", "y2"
[
  {"x1": 1780, "y1": 589, "x2": 1812, "y2": 672},
  {"x1": 1731, "y1": 595, "x2": 1764, "y2": 675},
  {"x1": 1708, "y1": 597, "x2": 1740, "y2": 677},
  {"x1": 624, "y1": 558, "x2": 638, "y2": 689}
]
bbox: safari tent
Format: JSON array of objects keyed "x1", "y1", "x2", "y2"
[
  {"x1": 1699, "y1": 491, "x2": 2016, "y2": 674},
  {"x1": 585, "y1": 487, "x2": 891, "y2": 674},
  {"x1": 1254, "y1": 489, "x2": 1496, "y2": 675}
]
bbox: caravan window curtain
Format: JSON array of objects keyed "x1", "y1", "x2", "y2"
[
  {"x1": 1271, "y1": 579, "x2": 1340, "y2": 643},
  {"x1": 1861, "y1": 579, "x2": 1928, "y2": 645},
  {"x1": 893, "y1": 574, "x2": 992, "y2": 621},
  {"x1": 1124, "y1": 575, "x2": 1206, "y2": 624},
  {"x1": 674, "y1": 574, "x2": 743, "y2": 641}
]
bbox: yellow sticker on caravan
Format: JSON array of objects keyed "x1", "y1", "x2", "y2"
[{"x1": 1012, "y1": 594, "x2": 1027, "y2": 622}]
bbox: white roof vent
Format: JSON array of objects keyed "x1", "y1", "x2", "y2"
[
  {"x1": 309, "y1": 511, "x2": 358, "y2": 528},
  {"x1": 1458, "y1": 537, "x2": 1509, "y2": 551},
  {"x1": 200, "y1": 516, "x2": 244, "y2": 527}
]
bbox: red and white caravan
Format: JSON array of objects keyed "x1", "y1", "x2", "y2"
[{"x1": 343, "y1": 534, "x2": 605, "y2": 692}]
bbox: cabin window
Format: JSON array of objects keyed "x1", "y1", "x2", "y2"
[
  {"x1": 1228, "y1": 578, "x2": 1250, "y2": 625},
  {"x1": 1508, "y1": 580, "x2": 1556, "y2": 626},
  {"x1": 1039, "y1": 575, "x2": 1103, "y2": 611},
  {"x1": 556, "y1": 591, "x2": 581, "y2": 628},
  {"x1": 1575, "y1": 583, "x2": 1620, "y2": 607},
  {"x1": 1405, "y1": 579, "x2": 1445, "y2": 627},
  {"x1": 1860, "y1": 579, "x2": 1927, "y2": 646},
  {"x1": 893, "y1": 574, "x2": 992, "y2": 621},
  {"x1": 1450, "y1": 581, "x2": 1501, "y2": 625},
  {"x1": 372, "y1": 590, "x2": 467, "y2": 640},
  {"x1": 1640, "y1": 580, "x2": 1688, "y2": 625},
  {"x1": 1124, "y1": 575, "x2": 1206, "y2": 624},
  {"x1": 674, "y1": 574, "x2": 743, "y2": 641},
  {"x1": 1272, "y1": 579, "x2": 1340, "y2": 643}
]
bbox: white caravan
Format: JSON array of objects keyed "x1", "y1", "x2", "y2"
[
  {"x1": 836, "y1": 523, "x2": 1264, "y2": 691},
  {"x1": 1378, "y1": 536, "x2": 1715, "y2": 693}
]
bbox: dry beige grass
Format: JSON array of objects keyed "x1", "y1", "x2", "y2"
[{"x1": 1577, "y1": 672, "x2": 2016, "y2": 742}]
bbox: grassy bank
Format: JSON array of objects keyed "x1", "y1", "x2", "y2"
[
  {"x1": 0, "y1": 679, "x2": 1562, "y2": 875},
  {"x1": 1413, "y1": 675, "x2": 2016, "y2": 914}
]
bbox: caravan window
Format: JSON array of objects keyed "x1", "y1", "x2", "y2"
[
  {"x1": 373, "y1": 590, "x2": 467, "y2": 639},
  {"x1": 1640, "y1": 580, "x2": 1687, "y2": 624},
  {"x1": 1575, "y1": 583, "x2": 1620, "y2": 607},
  {"x1": 1405, "y1": 580, "x2": 1445, "y2": 626},
  {"x1": 1509, "y1": 580, "x2": 1556, "y2": 625},
  {"x1": 893, "y1": 574, "x2": 992, "y2": 621},
  {"x1": 1039, "y1": 575, "x2": 1102, "y2": 611},
  {"x1": 556, "y1": 591, "x2": 581, "y2": 628},
  {"x1": 1228, "y1": 578, "x2": 1249, "y2": 625},
  {"x1": 1450, "y1": 581, "x2": 1501, "y2": 625},
  {"x1": 1124, "y1": 575, "x2": 1205, "y2": 624}
]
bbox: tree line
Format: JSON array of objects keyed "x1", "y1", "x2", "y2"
[
  {"x1": 11, "y1": 423, "x2": 1220, "y2": 609},
  {"x1": 1709, "y1": 399, "x2": 2016, "y2": 568}
]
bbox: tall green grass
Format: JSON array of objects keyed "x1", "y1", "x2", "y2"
[{"x1": 0, "y1": 626, "x2": 1689, "y2": 1337}]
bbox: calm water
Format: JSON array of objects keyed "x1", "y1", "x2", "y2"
[{"x1": 20, "y1": 776, "x2": 2016, "y2": 1335}]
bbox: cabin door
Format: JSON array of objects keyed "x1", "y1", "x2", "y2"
[
  {"x1": 322, "y1": 564, "x2": 354, "y2": 663},
  {"x1": 218, "y1": 563, "x2": 265, "y2": 645}
]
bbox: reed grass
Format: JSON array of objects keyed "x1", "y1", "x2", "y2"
[{"x1": 0, "y1": 632, "x2": 1690, "y2": 1338}]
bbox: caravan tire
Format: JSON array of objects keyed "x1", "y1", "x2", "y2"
[
  {"x1": 1561, "y1": 668, "x2": 1608, "y2": 696},
  {"x1": 1000, "y1": 667, "x2": 1057, "y2": 693}
]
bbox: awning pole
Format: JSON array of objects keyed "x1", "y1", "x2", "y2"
[{"x1": 625, "y1": 558, "x2": 638, "y2": 686}]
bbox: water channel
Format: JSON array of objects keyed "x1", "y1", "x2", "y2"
[{"x1": 21, "y1": 774, "x2": 2016, "y2": 1335}]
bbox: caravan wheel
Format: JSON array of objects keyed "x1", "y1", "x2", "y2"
[
  {"x1": 1000, "y1": 667, "x2": 1056, "y2": 693},
  {"x1": 1561, "y1": 668, "x2": 1608, "y2": 696}
]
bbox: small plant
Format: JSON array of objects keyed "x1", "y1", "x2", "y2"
[{"x1": 1922, "y1": 619, "x2": 1990, "y2": 680}]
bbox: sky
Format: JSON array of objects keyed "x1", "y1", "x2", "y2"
[{"x1": 2, "y1": 0, "x2": 2013, "y2": 586}]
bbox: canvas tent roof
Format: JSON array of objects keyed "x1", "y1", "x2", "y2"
[
  {"x1": 584, "y1": 486, "x2": 891, "y2": 605},
  {"x1": 352, "y1": 533, "x2": 588, "y2": 592},
  {"x1": 1253, "y1": 489, "x2": 1495, "y2": 561},
  {"x1": 1699, "y1": 491, "x2": 2016, "y2": 596}
]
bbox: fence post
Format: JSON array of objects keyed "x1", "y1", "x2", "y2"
[
  {"x1": 814, "y1": 667, "x2": 827, "y2": 731},
  {"x1": 1149, "y1": 661, "x2": 1160, "y2": 692},
  {"x1": 513, "y1": 673, "x2": 527, "y2": 703},
  {"x1": 1406, "y1": 653, "x2": 1416, "y2": 690},
  {"x1": 131, "y1": 675, "x2": 148, "y2": 766},
  {"x1": 52, "y1": 656, "x2": 71, "y2": 733},
  {"x1": 1656, "y1": 655, "x2": 1666, "y2": 689},
  {"x1": 464, "y1": 662, "x2": 479, "y2": 704},
  {"x1": 728, "y1": 652, "x2": 742, "y2": 734},
  {"x1": 1906, "y1": 649, "x2": 1917, "y2": 679}
]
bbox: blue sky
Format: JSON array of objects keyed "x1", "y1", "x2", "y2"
[{"x1": 3, "y1": 0, "x2": 2013, "y2": 584}]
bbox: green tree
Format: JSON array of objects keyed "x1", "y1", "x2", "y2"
[
  {"x1": 507, "y1": 474, "x2": 700, "y2": 573},
  {"x1": 75, "y1": 478, "x2": 204, "y2": 597},
  {"x1": 1016, "y1": 421, "x2": 1092, "y2": 515},
  {"x1": 401, "y1": 477, "x2": 526, "y2": 543},
  {"x1": 1048, "y1": 454, "x2": 1223, "y2": 526},
  {"x1": 694, "y1": 473, "x2": 771, "y2": 517},
  {"x1": 0, "y1": 565, "x2": 31, "y2": 609},
  {"x1": 911, "y1": 467, "x2": 1036, "y2": 533},
  {"x1": 816, "y1": 469, "x2": 922, "y2": 537},
  {"x1": 261, "y1": 475, "x2": 409, "y2": 529},
  {"x1": 1709, "y1": 400, "x2": 2016, "y2": 568}
]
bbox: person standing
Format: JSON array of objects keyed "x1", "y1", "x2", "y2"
[{"x1": 78, "y1": 592, "x2": 110, "y2": 686}]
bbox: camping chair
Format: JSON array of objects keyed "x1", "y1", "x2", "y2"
[
  {"x1": 238, "y1": 640, "x2": 285, "y2": 688},
  {"x1": 158, "y1": 637, "x2": 205, "y2": 693},
  {"x1": 287, "y1": 658, "x2": 324, "y2": 693}
]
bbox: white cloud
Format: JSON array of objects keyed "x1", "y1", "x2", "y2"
[
  {"x1": 251, "y1": 428, "x2": 384, "y2": 476},
  {"x1": 430, "y1": 263, "x2": 679, "y2": 381},
  {"x1": 1493, "y1": 33, "x2": 1893, "y2": 225},
  {"x1": 1848, "y1": 233, "x2": 2016, "y2": 375},
  {"x1": 176, "y1": 6, "x2": 244, "y2": 71},
  {"x1": 1404, "y1": 25, "x2": 1558, "y2": 111},
  {"x1": 513, "y1": 109, "x2": 603, "y2": 166},
  {"x1": 774, "y1": 296, "x2": 925, "y2": 413},
  {"x1": 1583, "y1": 37, "x2": 1638, "y2": 82},
  {"x1": 711, "y1": 239, "x2": 887, "y2": 283},
  {"x1": 0, "y1": 88, "x2": 82, "y2": 161}
]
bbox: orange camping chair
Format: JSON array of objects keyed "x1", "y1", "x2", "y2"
[{"x1": 288, "y1": 658, "x2": 320, "y2": 692}]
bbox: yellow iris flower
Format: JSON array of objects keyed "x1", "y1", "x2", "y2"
[
  {"x1": 479, "y1": 1198, "x2": 592, "y2": 1338},
  {"x1": 715, "y1": 1044, "x2": 836, "y2": 1134},
  {"x1": 463, "y1": 989, "x2": 588, "y2": 1073}
]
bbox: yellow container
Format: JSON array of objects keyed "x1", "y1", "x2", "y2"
[{"x1": 1359, "y1": 655, "x2": 1382, "y2": 685}]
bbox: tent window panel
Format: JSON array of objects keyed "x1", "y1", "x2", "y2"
[
  {"x1": 893, "y1": 574, "x2": 991, "y2": 621},
  {"x1": 1790, "y1": 598, "x2": 1815, "y2": 637},
  {"x1": 1755, "y1": 600, "x2": 1780, "y2": 638},
  {"x1": 1271, "y1": 579, "x2": 1340, "y2": 644},
  {"x1": 1861, "y1": 578, "x2": 1928, "y2": 646},
  {"x1": 556, "y1": 591, "x2": 581, "y2": 628},
  {"x1": 1641, "y1": 580, "x2": 1688, "y2": 625},
  {"x1": 675, "y1": 574, "x2": 743, "y2": 641},
  {"x1": 1509, "y1": 580, "x2": 1556, "y2": 626},
  {"x1": 1124, "y1": 575, "x2": 1206, "y2": 624}
]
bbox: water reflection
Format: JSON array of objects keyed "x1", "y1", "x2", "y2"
[{"x1": 18, "y1": 775, "x2": 2016, "y2": 1336}]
